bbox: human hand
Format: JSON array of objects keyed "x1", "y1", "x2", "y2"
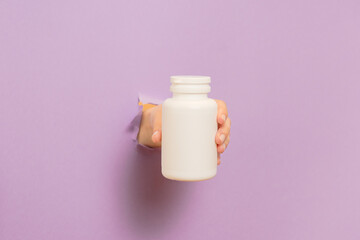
[
  {"x1": 137, "y1": 100, "x2": 231, "y2": 165},
  {"x1": 213, "y1": 100, "x2": 231, "y2": 165}
]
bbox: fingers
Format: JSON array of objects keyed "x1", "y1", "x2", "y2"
[
  {"x1": 151, "y1": 130, "x2": 161, "y2": 144},
  {"x1": 151, "y1": 105, "x2": 162, "y2": 144},
  {"x1": 224, "y1": 135, "x2": 230, "y2": 146},
  {"x1": 217, "y1": 135, "x2": 230, "y2": 153},
  {"x1": 215, "y1": 100, "x2": 228, "y2": 125},
  {"x1": 215, "y1": 117, "x2": 231, "y2": 145},
  {"x1": 214, "y1": 100, "x2": 231, "y2": 165},
  {"x1": 216, "y1": 115, "x2": 231, "y2": 162}
]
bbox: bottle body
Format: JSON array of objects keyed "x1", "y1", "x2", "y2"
[{"x1": 161, "y1": 94, "x2": 218, "y2": 181}]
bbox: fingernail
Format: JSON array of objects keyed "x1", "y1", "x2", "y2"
[
  {"x1": 220, "y1": 134, "x2": 226, "y2": 143},
  {"x1": 222, "y1": 114, "x2": 226, "y2": 122},
  {"x1": 152, "y1": 131, "x2": 159, "y2": 137}
]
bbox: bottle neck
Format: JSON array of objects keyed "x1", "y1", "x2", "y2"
[{"x1": 172, "y1": 93, "x2": 208, "y2": 100}]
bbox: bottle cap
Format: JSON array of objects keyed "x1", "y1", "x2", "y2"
[{"x1": 170, "y1": 76, "x2": 211, "y2": 93}]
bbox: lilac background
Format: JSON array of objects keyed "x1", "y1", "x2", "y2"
[{"x1": 1, "y1": 1, "x2": 360, "y2": 239}]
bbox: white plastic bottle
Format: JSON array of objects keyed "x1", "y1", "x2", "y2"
[{"x1": 161, "y1": 76, "x2": 218, "y2": 181}]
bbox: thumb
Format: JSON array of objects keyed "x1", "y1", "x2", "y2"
[{"x1": 151, "y1": 104, "x2": 162, "y2": 144}]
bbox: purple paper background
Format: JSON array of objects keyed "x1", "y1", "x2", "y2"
[{"x1": 1, "y1": 1, "x2": 360, "y2": 239}]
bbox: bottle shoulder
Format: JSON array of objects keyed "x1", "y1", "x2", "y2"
[{"x1": 163, "y1": 97, "x2": 217, "y2": 109}]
